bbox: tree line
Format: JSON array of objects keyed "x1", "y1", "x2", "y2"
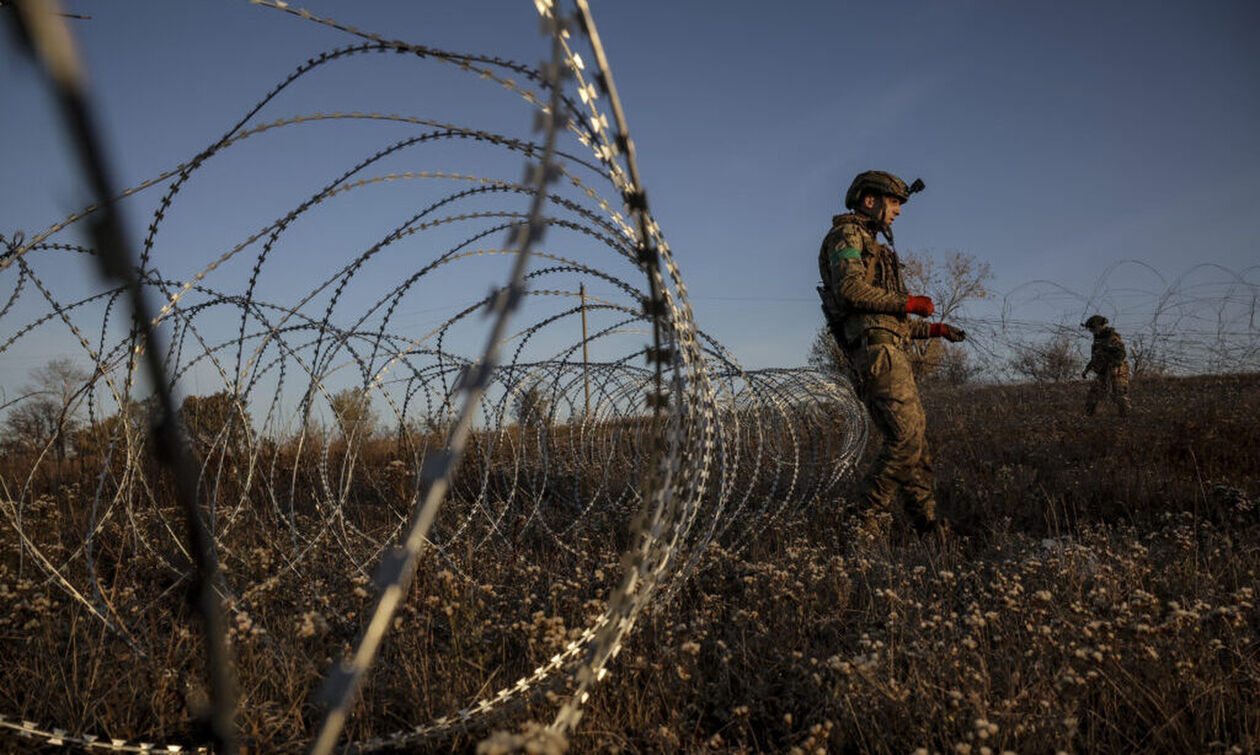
[{"x1": 5, "y1": 248, "x2": 1172, "y2": 457}]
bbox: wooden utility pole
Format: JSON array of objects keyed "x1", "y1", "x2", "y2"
[{"x1": 580, "y1": 283, "x2": 590, "y2": 416}]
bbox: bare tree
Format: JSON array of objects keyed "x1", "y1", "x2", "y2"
[
  {"x1": 4, "y1": 398, "x2": 61, "y2": 454},
  {"x1": 2, "y1": 358, "x2": 91, "y2": 460},
  {"x1": 1008, "y1": 333, "x2": 1083, "y2": 383},
  {"x1": 933, "y1": 344, "x2": 984, "y2": 386},
  {"x1": 900, "y1": 249, "x2": 994, "y2": 322},
  {"x1": 1128, "y1": 334, "x2": 1168, "y2": 378},
  {"x1": 900, "y1": 249, "x2": 993, "y2": 378}
]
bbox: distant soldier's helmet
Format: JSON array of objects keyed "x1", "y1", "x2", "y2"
[
  {"x1": 1082, "y1": 315, "x2": 1108, "y2": 329},
  {"x1": 844, "y1": 171, "x2": 925, "y2": 210}
]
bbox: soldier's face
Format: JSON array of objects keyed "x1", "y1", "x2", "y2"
[
  {"x1": 880, "y1": 197, "x2": 902, "y2": 226},
  {"x1": 860, "y1": 195, "x2": 902, "y2": 227}
]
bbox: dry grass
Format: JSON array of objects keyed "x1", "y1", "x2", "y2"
[{"x1": 2, "y1": 373, "x2": 1258, "y2": 753}]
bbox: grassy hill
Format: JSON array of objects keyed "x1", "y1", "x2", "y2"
[
  {"x1": 2, "y1": 373, "x2": 1257, "y2": 752},
  {"x1": 573, "y1": 372, "x2": 1260, "y2": 752}
]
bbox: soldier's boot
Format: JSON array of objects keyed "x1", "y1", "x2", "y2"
[
  {"x1": 915, "y1": 518, "x2": 954, "y2": 551},
  {"x1": 907, "y1": 503, "x2": 953, "y2": 550},
  {"x1": 906, "y1": 496, "x2": 941, "y2": 537}
]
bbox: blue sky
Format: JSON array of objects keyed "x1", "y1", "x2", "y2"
[{"x1": 2, "y1": 0, "x2": 1258, "y2": 392}]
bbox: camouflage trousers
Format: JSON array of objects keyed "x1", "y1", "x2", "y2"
[
  {"x1": 1086, "y1": 362, "x2": 1130, "y2": 416},
  {"x1": 851, "y1": 343, "x2": 936, "y2": 531}
]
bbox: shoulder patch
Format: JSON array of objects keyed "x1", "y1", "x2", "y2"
[{"x1": 828, "y1": 247, "x2": 862, "y2": 266}]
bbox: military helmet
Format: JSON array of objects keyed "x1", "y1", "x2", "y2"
[
  {"x1": 844, "y1": 170, "x2": 925, "y2": 210},
  {"x1": 1082, "y1": 315, "x2": 1108, "y2": 329}
]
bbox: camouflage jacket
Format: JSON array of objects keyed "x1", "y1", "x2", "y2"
[
  {"x1": 1087, "y1": 327, "x2": 1127, "y2": 374},
  {"x1": 818, "y1": 212, "x2": 929, "y2": 346}
]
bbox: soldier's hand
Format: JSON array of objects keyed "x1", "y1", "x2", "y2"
[
  {"x1": 906, "y1": 295, "x2": 935, "y2": 317},
  {"x1": 929, "y1": 323, "x2": 966, "y2": 342},
  {"x1": 1081, "y1": 368, "x2": 1090, "y2": 379}
]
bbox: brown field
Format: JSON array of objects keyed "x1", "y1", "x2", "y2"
[{"x1": 2, "y1": 372, "x2": 1258, "y2": 753}]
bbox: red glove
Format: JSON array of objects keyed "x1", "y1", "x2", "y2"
[
  {"x1": 930, "y1": 323, "x2": 966, "y2": 342},
  {"x1": 906, "y1": 295, "x2": 935, "y2": 317}
]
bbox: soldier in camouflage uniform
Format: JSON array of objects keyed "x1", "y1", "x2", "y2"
[
  {"x1": 1081, "y1": 315, "x2": 1130, "y2": 416},
  {"x1": 817, "y1": 171, "x2": 967, "y2": 540}
]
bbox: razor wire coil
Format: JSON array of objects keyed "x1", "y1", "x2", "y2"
[{"x1": 0, "y1": 1, "x2": 870, "y2": 751}]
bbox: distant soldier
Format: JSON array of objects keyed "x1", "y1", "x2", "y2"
[
  {"x1": 816, "y1": 170, "x2": 967, "y2": 541},
  {"x1": 1081, "y1": 315, "x2": 1130, "y2": 416}
]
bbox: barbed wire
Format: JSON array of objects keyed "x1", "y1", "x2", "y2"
[
  {"x1": 5, "y1": 0, "x2": 238, "y2": 749},
  {"x1": 4, "y1": 1, "x2": 1258, "y2": 750},
  {"x1": 1, "y1": 1, "x2": 867, "y2": 752},
  {"x1": 942, "y1": 262, "x2": 1260, "y2": 378}
]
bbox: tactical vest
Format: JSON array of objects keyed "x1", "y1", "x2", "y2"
[{"x1": 817, "y1": 213, "x2": 910, "y2": 346}]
